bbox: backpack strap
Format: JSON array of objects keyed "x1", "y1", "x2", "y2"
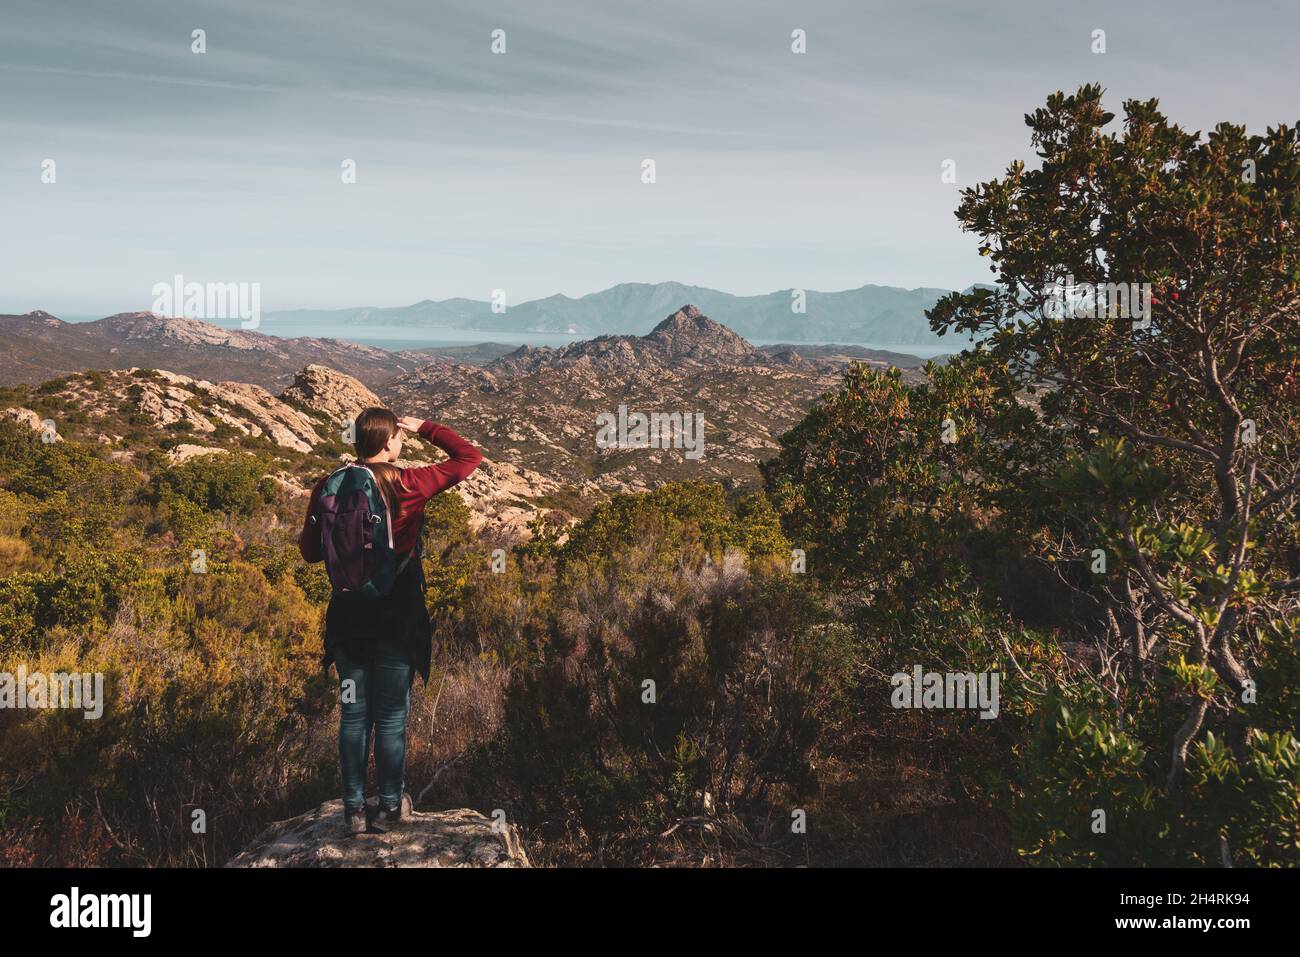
[
  {"x1": 308, "y1": 467, "x2": 349, "y2": 527},
  {"x1": 346, "y1": 463, "x2": 394, "y2": 550},
  {"x1": 343, "y1": 461, "x2": 422, "y2": 576}
]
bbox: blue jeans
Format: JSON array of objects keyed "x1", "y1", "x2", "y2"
[{"x1": 333, "y1": 639, "x2": 413, "y2": 812}]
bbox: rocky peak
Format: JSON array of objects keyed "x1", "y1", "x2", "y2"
[
  {"x1": 97, "y1": 312, "x2": 267, "y2": 351},
  {"x1": 645, "y1": 305, "x2": 758, "y2": 362},
  {"x1": 766, "y1": 347, "x2": 813, "y2": 370},
  {"x1": 279, "y1": 364, "x2": 381, "y2": 422}
]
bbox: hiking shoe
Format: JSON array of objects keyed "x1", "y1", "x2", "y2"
[
  {"x1": 343, "y1": 805, "x2": 367, "y2": 836},
  {"x1": 366, "y1": 792, "x2": 413, "y2": 832}
]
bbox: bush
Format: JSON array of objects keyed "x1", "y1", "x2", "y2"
[
  {"x1": 0, "y1": 560, "x2": 335, "y2": 866},
  {"x1": 472, "y1": 551, "x2": 853, "y2": 862},
  {"x1": 0, "y1": 419, "x2": 136, "y2": 505},
  {"x1": 148, "y1": 452, "x2": 275, "y2": 516}
]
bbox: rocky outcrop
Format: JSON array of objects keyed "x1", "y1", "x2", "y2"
[
  {"x1": 280, "y1": 364, "x2": 382, "y2": 423},
  {"x1": 644, "y1": 304, "x2": 765, "y2": 363},
  {"x1": 482, "y1": 305, "x2": 765, "y2": 380},
  {"x1": 1, "y1": 406, "x2": 61, "y2": 440},
  {"x1": 201, "y1": 379, "x2": 324, "y2": 452},
  {"x1": 452, "y1": 458, "x2": 586, "y2": 540},
  {"x1": 225, "y1": 799, "x2": 530, "y2": 868},
  {"x1": 383, "y1": 305, "x2": 849, "y2": 489},
  {"x1": 165, "y1": 444, "x2": 229, "y2": 465},
  {"x1": 135, "y1": 378, "x2": 217, "y2": 434},
  {"x1": 102, "y1": 312, "x2": 268, "y2": 350},
  {"x1": 40, "y1": 369, "x2": 326, "y2": 453}
]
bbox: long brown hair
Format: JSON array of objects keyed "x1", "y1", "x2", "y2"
[{"x1": 353, "y1": 407, "x2": 405, "y2": 522}]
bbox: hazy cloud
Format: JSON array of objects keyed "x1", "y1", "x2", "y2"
[{"x1": 2, "y1": 0, "x2": 1297, "y2": 313}]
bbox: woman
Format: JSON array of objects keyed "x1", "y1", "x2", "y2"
[{"x1": 298, "y1": 407, "x2": 483, "y2": 834}]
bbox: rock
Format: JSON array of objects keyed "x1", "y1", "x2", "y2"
[
  {"x1": 166, "y1": 444, "x2": 229, "y2": 465},
  {"x1": 645, "y1": 304, "x2": 763, "y2": 363},
  {"x1": 135, "y1": 385, "x2": 217, "y2": 434},
  {"x1": 46, "y1": 369, "x2": 325, "y2": 453},
  {"x1": 1, "y1": 407, "x2": 63, "y2": 441},
  {"x1": 113, "y1": 314, "x2": 266, "y2": 350},
  {"x1": 280, "y1": 364, "x2": 382, "y2": 424},
  {"x1": 264, "y1": 470, "x2": 309, "y2": 497},
  {"x1": 452, "y1": 457, "x2": 585, "y2": 541},
  {"x1": 204, "y1": 380, "x2": 323, "y2": 452},
  {"x1": 225, "y1": 799, "x2": 530, "y2": 868},
  {"x1": 2, "y1": 407, "x2": 42, "y2": 430},
  {"x1": 3, "y1": 407, "x2": 43, "y2": 430}
]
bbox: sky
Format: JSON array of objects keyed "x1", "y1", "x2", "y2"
[{"x1": 2, "y1": 0, "x2": 1298, "y2": 315}]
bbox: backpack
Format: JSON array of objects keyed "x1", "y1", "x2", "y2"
[{"x1": 310, "y1": 463, "x2": 413, "y2": 599}]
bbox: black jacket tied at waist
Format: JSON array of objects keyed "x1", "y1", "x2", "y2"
[{"x1": 322, "y1": 555, "x2": 432, "y2": 684}]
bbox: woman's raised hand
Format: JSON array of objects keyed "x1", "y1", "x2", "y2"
[{"x1": 397, "y1": 416, "x2": 425, "y2": 433}]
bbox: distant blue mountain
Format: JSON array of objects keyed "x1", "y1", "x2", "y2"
[{"x1": 266, "y1": 281, "x2": 972, "y2": 346}]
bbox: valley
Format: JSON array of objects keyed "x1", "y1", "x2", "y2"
[{"x1": 0, "y1": 302, "x2": 928, "y2": 539}]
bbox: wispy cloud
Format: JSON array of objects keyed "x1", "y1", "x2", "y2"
[{"x1": 3, "y1": 0, "x2": 1297, "y2": 313}]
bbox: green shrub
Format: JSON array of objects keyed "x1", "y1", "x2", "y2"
[{"x1": 148, "y1": 452, "x2": 274, "y2": 516}]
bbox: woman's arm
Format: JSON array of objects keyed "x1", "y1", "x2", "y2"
[{"x1": 401, "y1": 419, "x2": 484, "y2": 497}]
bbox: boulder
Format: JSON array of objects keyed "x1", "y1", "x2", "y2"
[
  {"x1": 280, "y1": 364, "x2": 381, "y2": 424},
  {"x1": 1, "y1": 407, "x2": 63, "y2": 441},
  {"x1": 166, "y1": 444, "x2": 229, "y2": 465},
  {"x1": 133, "y1": 383, "x2": 216, "y2": 434},
  {"x1": 2, "y1": 407, "x2": 42, "y2": 430},
  {"x1": 204, "y1": 380, "x2": 323, "y2": 452},
  {"x1": 225, "y1": 799, "x2": 530, "y2": 868},
  {"x1": 1, "y1": 408, "x2": 64, "y2": 444}
]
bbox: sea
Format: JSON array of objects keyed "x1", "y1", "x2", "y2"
[{"x1": 58, "y1": 314, "x2": 956, "y2": 359}]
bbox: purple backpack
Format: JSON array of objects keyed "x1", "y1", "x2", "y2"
[{"x1": 309, "y1": 464, "x2": 410, "y2": 599}]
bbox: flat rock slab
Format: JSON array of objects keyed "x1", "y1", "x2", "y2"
[{"x1": 225, "y1": 799, "x2": 530, "y2": 868}]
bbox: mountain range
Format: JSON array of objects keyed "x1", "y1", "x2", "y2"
[
  {"x1": 383, "y1": 305, "x2": 921, "y2": 490},
  {"x1": 264, "y1": 280, "x2": 970, "y2": 345},
  {"x1": 0, "y1": 304, "x2": 929, "y2": 512},
  {"x1": 0, "y1": 306, "x2": 934, "y2": 392}
]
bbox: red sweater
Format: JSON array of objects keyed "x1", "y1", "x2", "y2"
[{"x1": 298, "y1": 420, "x2": 483, "y2": 561}]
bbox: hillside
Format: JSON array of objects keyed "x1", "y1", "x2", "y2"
[
  {"x1": 0, "y1": 305, "x2": 935, "y2": 533},
  {"x1": 0, "y1": 305, "x2": 926, "y2": 527},
  {"x1": 0, "y1": 311, "x2": 429, "y2": 391},
  {"x1": 0, "y1": 363, "x2": 590, "y2": 542},
  {"x1": 383, "y1": 304, "x2": 921, "y2": 489}
]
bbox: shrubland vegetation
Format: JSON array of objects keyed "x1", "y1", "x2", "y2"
[{"x1": 1, "y1": 86, "x2": 1296, "y2": 866}]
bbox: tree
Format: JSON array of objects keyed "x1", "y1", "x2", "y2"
[{"x1": 928, "y1": 85, "x2": 1300, "y2": 794}]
